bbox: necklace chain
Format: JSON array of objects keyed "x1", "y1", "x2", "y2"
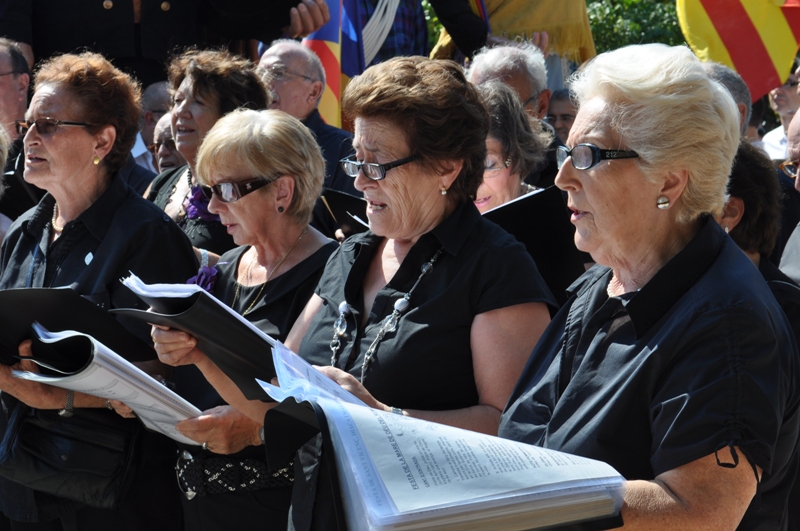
[
  {"x1": 51, "y1": 203, "x2": 64, "y2": 233},
  {"x1": 329, "y1": 247, "x2": 443, "y2": 382},
  {"x1": 232, "y1": 228, "x2": 308, "y2": 315}
]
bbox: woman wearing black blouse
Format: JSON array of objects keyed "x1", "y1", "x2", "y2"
[
  {"x1": 148, "y1": 109, "x2": 336, "y2": 530},
  {"x1": 499, "y1": 44, "x2": 800, "y2": 530},
  {"x1": 145, "y1": 49, "x2": 270, "y2": 255},
  {"x1": 0, "y1": 53, "x2": 197, "y2": 530},
  {"x1": 154, "y1": 56, "x2": 556, "y2": 530}
]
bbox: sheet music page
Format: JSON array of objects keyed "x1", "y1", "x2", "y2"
[{"x1": 14, "y1": 325, "x2": 202, "y2": 445}]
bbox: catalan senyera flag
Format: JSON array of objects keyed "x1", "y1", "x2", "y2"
[
  {"x1": 677, "y1": 0, "x2": 800, "y2": 102},
  {"x1": 302, "y1": 0, "x2": 365, "y2": 128}
]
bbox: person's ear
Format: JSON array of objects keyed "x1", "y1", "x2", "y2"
[
  {"x1": 15, "y1": 73, "x2": 29, "y2": 101},
  {"x1": 438, "y1": 160, "x2": 463, "y2": 192},
  {"x1": 658, "y1": 168, "x2": 689, "y2": 211},
  {"x1": 93, "y1": 125, "x2": 117, "y2": 161},
  {"x1": 719, "y1": 196, "x2": 745, "y2": 233},
  {"x1": 307, "y1": 80, "x2": 324, "y2": 106},
  {"x1": 536, "y1": 89, "x2": 552, "y2": 120},
  {"x1": 144, "y1": 110, "x2": 159, "y2": 128},
  {"x1": 272, "y1": 175, "x2": 296, "y2": 212}
]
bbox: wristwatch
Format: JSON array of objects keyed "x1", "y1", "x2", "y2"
[
  {"x1": 258, "y1": 425, "x2": 265, "y2": 444},
  {"x1": 58, "y1": 390, "x2": 74, "y2": 417}
]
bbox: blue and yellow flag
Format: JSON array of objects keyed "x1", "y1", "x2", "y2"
[{"x1": 303, "y1": 0, "x2": 365, "y2": 127}]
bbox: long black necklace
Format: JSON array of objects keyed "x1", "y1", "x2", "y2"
[{"x1": 329, "y1": 248, "x2": 443, "y2": 382}]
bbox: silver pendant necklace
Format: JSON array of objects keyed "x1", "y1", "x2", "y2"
[{"x1": 329, "y1": 248, "x2": 443, "y2": 381}]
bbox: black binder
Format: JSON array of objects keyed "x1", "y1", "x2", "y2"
[
  {"x1": 483, "y1": 186, "x2": 585, "y2": 307},
  {"x1": 320, "y1": 189, "x2": 369, "y2": 238}
]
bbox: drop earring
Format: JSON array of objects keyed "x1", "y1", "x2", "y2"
[
  {"x1": 440, "y1": 187, "x2": 447, "y2": 196},
  {"x1": 656, "y1": 196, "x2": 669, "y2": 210}
]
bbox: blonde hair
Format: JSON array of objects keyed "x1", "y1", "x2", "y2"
[
  {"x1": 196, "y1": 109, "x2": 324, "y2": 225},
  {"x1": 569, "y1": 44, "x2": 740, "y2": 223}
]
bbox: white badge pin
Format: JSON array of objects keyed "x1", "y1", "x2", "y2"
[{"x1": 84, "y1": 252, "x2": 93, "y2": 265}]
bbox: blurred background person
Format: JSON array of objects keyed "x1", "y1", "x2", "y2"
[
  {"x1": 146, "y1": 49, "x2": 270, "y2": 255},
  {"x1": 149, "y1": 111, "x2": 186, "y2": 174},
  {"x1": 0, "y1": 51, "x2": 197, "y2": 531},
  {"x1": 132, "y1": 81, "x2": 170, "y2": 173},
  {"x1": 546, "y1": 88, "x2": 576, "y2": 144},
  {"x1": 762, "y1": 61, "x2": 800, "y2": 160},
  {"x1": 474, "y1": 81, "x2": 550, "y2": 213}
]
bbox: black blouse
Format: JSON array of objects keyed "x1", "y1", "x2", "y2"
[
  {"x1": 297, "y1": 201, "x2": 556, "y2": 411},
  {"x1": 499, "y1": 218, "x2": 800, "y2": 531},
  {"x1": 146, "y1": 165, "x2": 236, "y2": 255}
]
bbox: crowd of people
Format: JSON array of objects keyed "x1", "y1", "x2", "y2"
[{"x1": 0, "y1": 9, "x2": 798, "y2": 531}]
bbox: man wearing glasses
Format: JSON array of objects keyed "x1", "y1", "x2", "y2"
[{"x1": 763, "y1": 65, "x2": 800, "y2": 160}]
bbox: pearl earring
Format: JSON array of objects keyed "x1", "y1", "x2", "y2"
[
  {"x1": 441, "y1": 187, "x2": 447, "y2": 196},
  {"x1": 656, "y1": 196, "x2": 669, "y2": 209}
]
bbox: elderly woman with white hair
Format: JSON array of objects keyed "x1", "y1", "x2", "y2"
[
  {"x1": 499, "y1": 44, "x2": 800, "y2": 530},
  {"x1": 148, "y1": 108, "x2": 337, "y2": 530}
]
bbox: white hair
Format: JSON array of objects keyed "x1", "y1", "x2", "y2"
[
  {"x1": 570, "y1": 44, "x2": 740, "y2": 223},
  {"x1": 466, "y1": 42, "x2": 548, "y2": 95}
]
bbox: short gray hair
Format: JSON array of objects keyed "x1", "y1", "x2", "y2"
[
  {"x1": 466, "y1": 42, "x2": 547, "y2": 96},
  {"x1": 702, "y1": 62, "x2": 751, "y2": 136},
  {"x1": 268, "y1": 39, "x2": 326, "y2": 101},
  {"x1": 569, "y1": 44, "x2": 740, "y2": 224}
]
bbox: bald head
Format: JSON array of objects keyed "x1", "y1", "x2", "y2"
[
  {"x1": 140, "y1": 81, "x2": 171, "y2": 145},
  {"x1": 258, "y1": 40, "x2": 326, "y2": 120}
]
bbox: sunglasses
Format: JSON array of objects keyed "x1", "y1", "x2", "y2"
[
  {"x1": 200, "y1": 177, "x2": 273, "y2": 203},
  {"x1": 15, "y1": 118, "x2": 93, "y2": 136}
]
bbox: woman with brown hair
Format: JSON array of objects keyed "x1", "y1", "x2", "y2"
[
  {"x1": 145, "y1": 49, "x2": 270, "y2": 255},
  {"x1": 0, "y1": 52, "x2": 197, "y2": 530},
  {"x1": 153, "y1": 56, "x2": 556, "y2": 529}
]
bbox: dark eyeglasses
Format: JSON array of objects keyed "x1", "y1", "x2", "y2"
[
  {"x1": 262, "y1": 64, "x2": 315, "y2": 83},
  {"x1": 556, "y1": 144, "x2": 639, "y2": 170},
  {"x1": 147, "y1": 138, "x2": 177, "y2": 154},
  {"x1": 781, "y1": 160, "x2": 799, "y2": 179},
  {"x1": 0, "y1": 71, "x2": 20, "y2": 77},
  {"x1": 200, "y1": 177, "x2": 273, "y2": 203},
  {"x1": 782, "y1": 79, "x2": 800, "y2": 88},
  {"x1": 339, "y1": 155, "x2": 419, "y2": 181},
  {"x1": 15, "y1": 118, "x2": 93, "y2": 136}
]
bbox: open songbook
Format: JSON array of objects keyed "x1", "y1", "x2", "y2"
[
  {"x1": 112, "y1": 273, "x2": 277, "y2": 401},
  {"x1": 11, "y1": 323, "x2": 202, "y2": 445},
  {"x1": 261, "y1": 343, "x2": 626, "y2": 531}
]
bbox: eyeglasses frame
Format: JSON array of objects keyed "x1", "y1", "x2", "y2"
[
  {"x1": 200, "y1": 177, "x2": 274, "y2": 203},
  {"x1": 339, "y1": 155, "x2": 420, "y2": 181},
  {"x1": 15, "y1": 118, "x2": 94, "y2": 136},
  {"x1": 557, "y1": 143, "x2": 640, "y2": 170}
]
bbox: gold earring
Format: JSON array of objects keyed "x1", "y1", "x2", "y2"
[{"x1": 93, "y1": 155, "x2": 101, "y2": 165}]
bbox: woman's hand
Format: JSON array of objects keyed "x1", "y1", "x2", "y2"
[
  {"x1": 176, "y1": 405, "x2": 261, "y2": 454},
  {"x1": 0, "y1": 341, "x2": 65, "y2": 409},
  {"x1": 314, "y1": 366, "x2": 390, "y2": 412},
  {"x1": 151, "y1": 325, "x2": 205, "y2": 367}
]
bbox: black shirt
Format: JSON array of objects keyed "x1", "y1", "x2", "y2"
[
  {"x1": 499, "y1": 218, "x2": 800, "y2": 531},
  {"x1": 173, "y1": 241, "x2": 336, "y2": 531},
  {"x1": 146, "y1": 165, "x2": 236, "y2": 256},
  {"x1": 0, "y1": 175, "x2": 198, "y2": 523},
  {"x1": 297, "y1": 201, "x2": 556, "y2": 411}
]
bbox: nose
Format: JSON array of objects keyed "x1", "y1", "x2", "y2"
[
  {"x1": 207, "y1": 191, "x2": 225, "y2": 215},
  {"x1": 554, "y1": 158, "x2": 579, "y2": 192},
  {"x1": 352, "y1": 167, "x2": 375, "y2": 193},
  {"x1": 22, "y1": 122, "x2": 41, "y2": 147}
]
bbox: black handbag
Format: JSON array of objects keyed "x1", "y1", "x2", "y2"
[{"x1": 0, "y1": 403, "x2": 143, "y2": 509}]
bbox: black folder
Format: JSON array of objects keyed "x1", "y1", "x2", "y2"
[
  {"x1": 483, "y1": 186, "x2": 585, "y2": 307},
  {"x1": 112, "y1": 289, "x2": 275, "y2": 401},
  {"x1": 320, "y1": 189, "x2": 369, "y2": 238},
  {"x1": 0, "y1": 288, "x2": 154, "y2": 366}
]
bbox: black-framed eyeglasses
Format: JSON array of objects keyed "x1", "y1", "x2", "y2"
[
  {"x1": 339, "y1": 155, "x2": 419, "y2": 181},
  {"x1": 147, "y1": 138, "x2": 177, "y2": 154},
  {"x1": 15, "y1": 118, "x2": 93, "y2": 136},
  {"x1": 200, "y1": 177, "x2": 273, "y2": 203},
  {"x1": 781, "y1": 160, "x2": 799, "y2": 179},
  {"x1": 556, "y1": 143, "x2": 639, "y2": 170},
  {"x1": 782, "y1": 79, "x2": 800, "y2": 88},
  {"x1": 0, "y1": 71, "x2": 20, "y2": 77},
  {"x1": 262, "y1": 64, "x2": 315, "y2": 83}
]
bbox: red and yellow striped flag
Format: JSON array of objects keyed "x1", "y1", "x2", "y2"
[{"x1": 677, "y1": 0, "x2": 800, "y2": 101}]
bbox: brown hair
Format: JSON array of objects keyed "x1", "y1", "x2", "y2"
[
  {"x1": 34, "y1": 52, "x2": 141, "y2": 173},
  {"x1": 342, "y1": 56, "x2": 488, "y2": 203},
  {"x1": 727, "y1": 141, "x2": 781, "y2": 256},
  {"x1": 168, "y1": 49, "x2": 270, "y2": 117}
]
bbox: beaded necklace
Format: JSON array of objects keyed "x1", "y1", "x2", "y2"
[{"x1": 330, "y1": 248, "x2": 443, "y2": 382}]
